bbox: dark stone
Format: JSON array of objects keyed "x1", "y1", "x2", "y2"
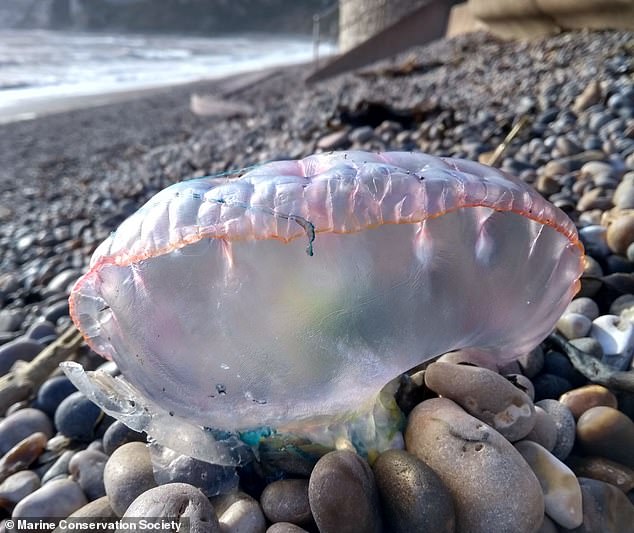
[
  {"x1": 394, "y1": 372, "x2": 431, "y2": 415},
  {"x1": 373, "y1": 449, "x2": 455, "y2": 533},
  {"x1": 25, "y1": 320, "x2": 57, "y2": 343},
  {"x1": 517, "y1": 346, "x2": 544, "y2": 378},
  {"x1": 0, "y1": 470, "x2": 40, "y2": 510},
  {"x1": 54, "y1": 392, "x2": 103, "y2": 442},
  {"x1": 36, "y1": 375, "x2": 77, "y2": 417},
  {"x1": 102, "y1": 421, "x2": 146, "y2": 455},
  {"x1": 0, "y1": 308, "x2": 24, "y2": 333},
  {"x1": 308, "y1": 451, "x2": 382, "y2": 533},
  {"x1": 535, "y1": 399, "x2": 576, "y2": 461},
  {"x1": 542, "y1": 351, "x2": 586, "y2": 388},
  {"x1": 12, "y1": 478, "x2": 87, "y2": 519},
  {"x1": 564, "y1": 477, "x2": 634, "y2": 532},
  {"x1": 94, "y1": 414, "x2": 116, "y2": 439},
  {"x1": 41, "y1": 450, "x2": 75, "y2": 484},
  {"x1": 260, "y1": 479, "x2": 313, "y2": 527},
  {"x1": 69, "y1": 450, "x2": 108, "y2": 500},
  {"x1": 43, "y1": 300, "x2": 70, "y2": 324},
  {"x1": 594, "y1": 273, "x2": 634, "y2": 311},
  {"x1": 0, "y1": 408, "x2": 53, "y2": 455},
  {"x1": 604, "y1": 254, "x2": 634, "y2": 274},
  {"x1": 149, "y1": 444, "x2": 239, "y2": 497},
  {"x1": 533, "y1": 373, "x2": 573, "y2": 402},
  {"x1": 0, "y1": 338, "x2": 42, "y2": 374},
  {"x1": 567, "y1": 456, "x2": 634, "y2": 493}
]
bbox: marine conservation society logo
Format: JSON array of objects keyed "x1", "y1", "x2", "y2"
[{"x1": 5, "y1": 519, "x2": 185, "y2": 531}]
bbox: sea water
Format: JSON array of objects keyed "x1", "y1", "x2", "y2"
[{"x1": 0, "y1": 29, "x2": 334, "y2": 122}]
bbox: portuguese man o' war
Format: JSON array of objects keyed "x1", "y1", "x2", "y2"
[{"x1": 63, "y1": 151, "x2": 584, "y2": 465}]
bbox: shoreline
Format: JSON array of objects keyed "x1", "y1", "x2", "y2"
[
  {"x1": 0, "y1": 60, "x2": 312, "y2": 186},
  {"x1": 0, "y1": 60, "x2": 318, "y2": 125},
  {"x1": 0, "y1": 85, "x2": 178, "y2": 125}
]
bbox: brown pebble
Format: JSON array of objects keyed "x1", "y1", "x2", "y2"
[
  {"x1": 543, "y1": 160, "x2": 569, "y2": 177},
  {"x1": 436, "y1": 349, "x2": 498, "y2": 372},
  {"x1": 606, "y1": 213, "x2": 634, "y2": 255},
  {"x1": 573, "y1": 80, "x2": 602, "y2": 113},
  {"x1": 576, "y1": 406, "x2": 634, "y2": 468},
  {"x1": 65, "y1": 496, "x2": 117, "y2": 519},
  {"x1": 0, "y1": 432, "x2": 47, "y2": 484},
  {"x1": 54, "y1": 497, "x2": 118, "y2": 532},
  {"x1": 478, "y1": 151, "x2": 494, "y2": 165},
  {"x1": 536, "y1": 174, "x2": 561, "y2": 196},
  {"x1": 260, "y1": 479, "x2": 313, "y2": 527},
  {"x1": 577, "y1": 188, "x2": 613, "y2": 212},
  {"x1": 103, "y1": 442, "x2": 157, "y2": 516},
  {"x1": 266, "y1": 524, "x2": 309, "y2": 533},
  {"x1": 308, "y1": 450, "x2": 381, "y2": 533},
  {"x1": 405, "y1": 398, "x2": 544, "y2": 533},
  {"x1": 316, "y1": 130, "x2": 349, "y2": 151},
  {"x1": 424, "y1": 362, "x2": 536, "y2": 441},
  {"x1": 567, "y1": 456, "x2": 634, "y2": 493},
  {"x1": 559, "y1": 385, "x2": 618, "y2": 419}
]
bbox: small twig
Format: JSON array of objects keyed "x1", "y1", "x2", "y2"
[
  {"x1": 487, "y1": 114, "x2": 530, "y2": 167},
  {"x1": 0, "y1": 326, "x2": 84, "y2": 415},
  {"x1": 548, "y1": 332, "x2": 634, "y2": 393}
]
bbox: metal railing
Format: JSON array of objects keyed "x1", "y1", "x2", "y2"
[{"x1": 312, "y1": 2, "x2": 339, "y2": 66}]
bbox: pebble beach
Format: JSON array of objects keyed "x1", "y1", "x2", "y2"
[{"x1": 1, "y1": 29, "x2": 634, "y2": 532}]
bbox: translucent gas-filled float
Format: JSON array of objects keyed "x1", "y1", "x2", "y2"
[{"x1": 64, "y1": 151, "x2": 584, "y2": 465}]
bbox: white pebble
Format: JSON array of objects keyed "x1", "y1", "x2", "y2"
[
  {"x1": 591, "y1": 315, "x2": 634, "y2": 371},
  {"x1": 557, "y1": 313, "x2": 592, "y2": 340},
  {"x1": 515, "y1": 441, "x2": 582, "y2": 529}
]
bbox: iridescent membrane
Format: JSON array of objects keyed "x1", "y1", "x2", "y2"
[{"x1": 64, "y1": 151, "x2": 584, "y2": 465}]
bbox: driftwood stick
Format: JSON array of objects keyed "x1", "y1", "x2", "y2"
[
  {"x1": 0, "y1": 326, "x2": 84, "y2": 415},
  {"x1": 548, "y1": 332, "x2": 634, "y2": 393},
  {"x1": 487, "y1": 114, "x2": 530, "y2": 167}
]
